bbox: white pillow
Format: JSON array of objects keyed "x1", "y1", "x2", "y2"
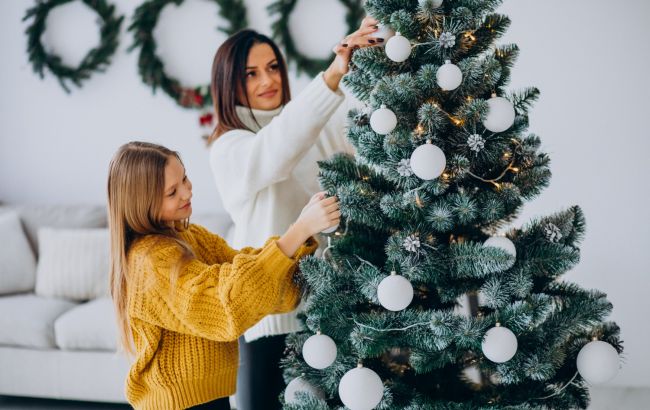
[
  {"x1": 35, "y1": 228, "x2": 110, "y2": 301},
  {"x1": 0, "y1": 211, "x2": 36, "y2": 294}
]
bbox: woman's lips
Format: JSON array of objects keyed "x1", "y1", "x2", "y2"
[{"x1": 258, "y1": 89, "x2": 278, "y2": 98}]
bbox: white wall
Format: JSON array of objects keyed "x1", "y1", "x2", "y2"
[{"x1": 1, "y1": 0, "x2": 648, "y2": 387}]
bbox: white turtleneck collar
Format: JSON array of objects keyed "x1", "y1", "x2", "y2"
[{"x1": 235, "y1": 105, "x2": 284, "y2": 133}]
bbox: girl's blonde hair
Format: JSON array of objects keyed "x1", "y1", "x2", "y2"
[{"x1": 107, "y1": 141, "x2": 193, "y2": 355}]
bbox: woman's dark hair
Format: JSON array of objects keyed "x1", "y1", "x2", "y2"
[{"x1": 208, "y1": 29, "x2": 291, "y2": 144}]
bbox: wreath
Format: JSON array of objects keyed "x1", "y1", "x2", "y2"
[
  {"x1": 268, "y1": 0, "x2": 364, "y2": 77},
  {"x1": 128, "y1": 0, "x2": 248, "y2": 109},
  {"x1": 23, "y1": 0, "x2": 124, "y2": 93}
]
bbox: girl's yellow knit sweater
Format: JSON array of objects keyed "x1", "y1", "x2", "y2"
[{"x1": 124, "y1": 224, "x2": 317, "y2": 410}]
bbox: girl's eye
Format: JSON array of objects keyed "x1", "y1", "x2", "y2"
[
  {"x1": 183, "y1": 175, "x2": 187, "y2": 182},
  {"x1": 168, "y1": 190, "x2": 176, "y2": 197}
]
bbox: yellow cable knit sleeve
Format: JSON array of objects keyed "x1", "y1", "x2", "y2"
[{"x1": 127, "y1": 235, "x2": 317, "y2": 342}]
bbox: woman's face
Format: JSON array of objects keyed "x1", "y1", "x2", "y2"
[
  {"x1": 160, "y1": 156, "x2": 193, "y2": 223},
  {"x1": 241, "y1": 42, "x2": 283, "y2": 110}
]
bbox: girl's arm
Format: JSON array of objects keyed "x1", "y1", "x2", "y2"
[{"x1": 128, "y1": 236, "x2": 316, "y2": 343}]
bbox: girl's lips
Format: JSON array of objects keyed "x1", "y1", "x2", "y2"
[
  {"x1": 180, "y1": 202, "x2": 191, "y2": 210},
  {"x1": 258, "y1": 89, "x2": 278, "y2": 98}
]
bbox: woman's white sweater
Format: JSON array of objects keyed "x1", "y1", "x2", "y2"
[{"x1": 208, "y1": 73, "x2": 354, "y2": 342}]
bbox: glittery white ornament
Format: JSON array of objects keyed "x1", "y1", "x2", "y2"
[
  {"x1": 467, "y1": 134, "x2": 485, "y2": 153},
  {"x1": 396, "y1": 159, "x2": 413, "y2": 177},
  {"x1": 385, "y1": 32, "x2": 411, "y2": 62},
  {"x1": 436, "y1": 60, "x2": 462, "y2": 91},
  {"x1": 370, "y1": 104, "x2": 397, "y2": 135},
  {"x1": 410, "y1": 141, "x2": 446, "y2": 180},
  {"x1": 284, "y1": 377, "x2": 325, "y2": 404},
  {"x1": 482, "y1": 325, "x2": 518, "y2": 363},
  {"x1": 577, "y1": 341, "x2": 620, "y2": 384},
  {"x1": 403, "y1": 234, "x2": 421, "y2": 253},
  {"x1": 302, "y1": 332, "x2": 337, "y2": 369},
  {"x1": 377, "y1": 273, "x2": 414, "y2": 311},
  {"x1": 338, "y1": 365, "x2": 384, "y2": 410},
  {"x1": 439, "y1": 31, "x2": 456, "y2": 48},
  {"x1": 483, "y1": 95, "x2": 515, "y2": 133}
]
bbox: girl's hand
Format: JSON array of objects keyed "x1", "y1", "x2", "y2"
[
  {"x1": 323, "y1": 16, "x2": 380, "y2": 90},
  {"x1": 296, "y1": 195, "x2": 341, "y2": 237}
]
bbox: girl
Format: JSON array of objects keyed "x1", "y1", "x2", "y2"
[
  {"x1": 108, "y1": 141, "x2": 339, "y2": 409},
  {"x1": 207, "y1": 18, "x2": 380, "y2": 410}
]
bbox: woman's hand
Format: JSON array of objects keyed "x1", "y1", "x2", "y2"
[{"x1": 323, "y1": 16, "x2": 380, "y2": 91}]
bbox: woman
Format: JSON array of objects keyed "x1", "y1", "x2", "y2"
[{"x1": 207, "y1": 17, "x2": 380, "y2": 409}]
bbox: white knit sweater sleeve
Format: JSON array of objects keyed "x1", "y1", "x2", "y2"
[{"x1": 210, "y1": 74, "x2": 344, "y2": 204}]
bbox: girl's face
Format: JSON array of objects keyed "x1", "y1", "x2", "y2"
[
  {"x1": 160, "y1": 156, "x2": 193, "y2": 223},
  {"x1": 241, "y1": 42, "x2": 283, "y2": 110}
]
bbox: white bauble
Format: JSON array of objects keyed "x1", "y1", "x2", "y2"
[
  {"x1": 338, "y1": 365, "x2": 384, "y2": 410},
  {"x1": 436, "y1": 60, "x2": 462, "y2": 91},
  {"x1": 370, "y1": 104, "x2": 397, "y2": 135},
  {"x1": 302, "y1": 332, "x2": 337, "y2": 369},
  {"x1": 419, "y1": 0, "x2": 444, "y2": 8},
  {"x1": 577, "y1": 341, "x2": 620, "y2": 384},
  {"x1": 372, "y1": 24, "x2": 395, "y2": 44},
  {"x1": 322, "y1": 223, "x2": 339, "y2": 234},
  {"x1": 482, "y1": 95, "x2": 515, "y2": 133},
  {"x1": 483, "y1": 236, "x2": 516, "y2": 258},
  {"x1": 377, "y1": 273, "x2": 414, "y2": 311},
  {"x1": 482, "y1": 325, "x2": 518, "y2": 363},
  {"x1": 385, "y1": 32, "x2": 411, "y2": 63},
  {"x1": 284, "y1": 377, "x2": 325, "y2": 404},
  {"x1": 409, "y1": 141, "x2": 446, "y2": 180}
]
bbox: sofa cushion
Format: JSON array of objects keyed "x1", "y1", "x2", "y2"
[
  {"x1": 0, "y1": 294, "x2": 76, "y2": 348},
  {"x1": 35, "y1": 228, "x2": 110, "y2": 301},
  {"x1": 0, "y1": 205, "x2": 107, "y2": 257},
  {"x1": 54, "y1": 298, "x2": 117, "y2": 351},
  {"x1": 0, "y1": 212, "x2": 36, "y2": 294}
]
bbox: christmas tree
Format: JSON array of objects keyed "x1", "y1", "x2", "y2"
[{"x1": 281, "y1": 1, "x2": 623, "y2": 409}]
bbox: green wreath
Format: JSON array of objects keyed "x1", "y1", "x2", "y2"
[
  {"x1": 268, "y1": 0, "x2": 364, "y2": 77},
  {"x1": 23, "y1": 0, "x2": 124, "y2": 93},
  {"x1": 128, "y1": 0, "x2": 247, "y2": 109}
]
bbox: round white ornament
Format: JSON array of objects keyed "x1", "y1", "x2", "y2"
[
  {"x1": 372, "y1": 24, "x2": 395, "y2": 44},
  {"x1": 483, "y1": 236, "x2": 516, "y2": 258},
  {"x1": 322, "y1": 223, "x2": 339, "y2": 234},
  {"x1": 338, "y1": 365, "x2": 384, "y2": 410},
  {"x1": 385, "y1": 32, "x2": 411, "y2": 63},
  {"x1": 377, "y1": 272, "x2": 414, "y2": 311},
  {"x1": 436, "y1": 60, "x2": 462, "y2": 91},
  {"x1": 483, "y1": 95, "x2": 515, "y2": 133},
  {"x1": 577, "y1": 340, "x2": 620, "y2": 384},
  {"x1": 284, "y1": 376, "x2": 325, "y2": 404},
  {"x1": 409, "y1": 140, "x2": 446, "y2": 180},
  {"x1": 482, "y1": 324, "x2": 518, "y2": 363},
  {"x1": 302, "y1": 332, "x2": 337, "y2": 369},
  {"x1": 370, "y1": 104, "x2": 397, "y2": 135}
]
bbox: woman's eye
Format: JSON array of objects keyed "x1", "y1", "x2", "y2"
[
  {"x1": 246, "y1": 71, "x2": 256, "y2": 78},
  {"x1": 269, "y1": 64, "x2": 279, "y2": 72}
]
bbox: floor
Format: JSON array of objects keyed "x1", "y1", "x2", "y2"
[{"x1": 0, "y1": 387, "x2": 648, "y2": 409}]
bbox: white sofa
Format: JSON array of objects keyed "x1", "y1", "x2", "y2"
[{"x1": 0, "y1": 204, "x2": 232, "y2": 403}]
